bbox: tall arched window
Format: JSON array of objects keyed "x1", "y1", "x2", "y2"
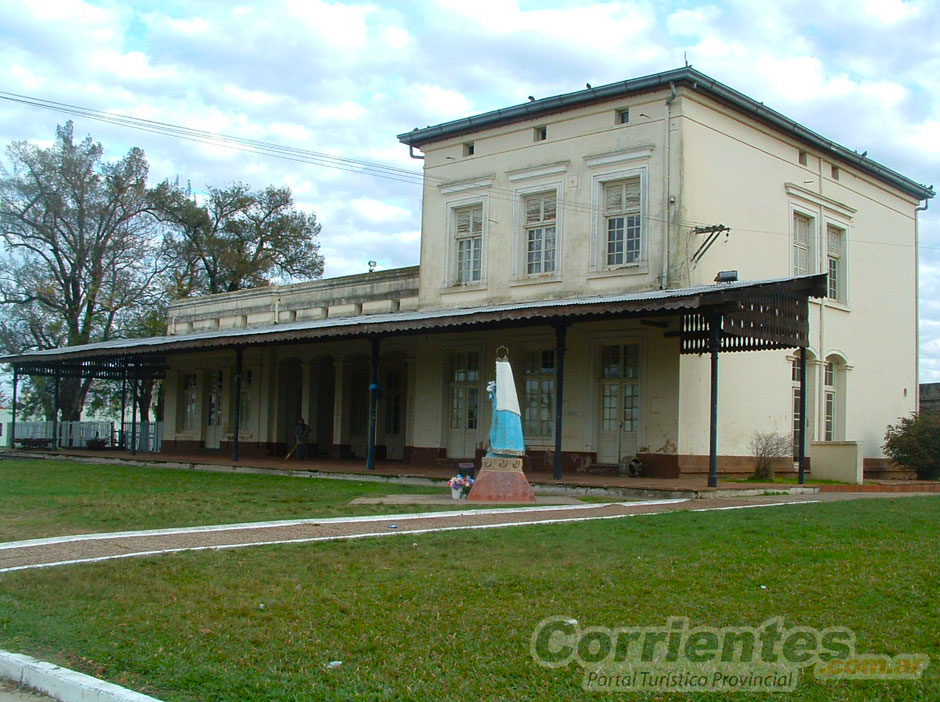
[{"x1": 823, "y1": 355, "x2": 847, "y2": 441}]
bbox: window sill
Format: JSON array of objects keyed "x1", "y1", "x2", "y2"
[
  {"x1": 824, "y1": 299, "x2": 850, "y2": 312},
  {"x1": 587, "y1": 263, "x2": 649, "y2": 280},
  {"x1": 509, "y1": 275, "x2": 562, "y2": 288},
  {"x1": 440, "y1": 282, "x2": 488, "y2": 294}
]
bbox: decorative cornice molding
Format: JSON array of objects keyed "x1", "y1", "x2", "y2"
[
  {"x1": 583, "y1": 145, "x2": 654, "y2": 168},
  {"x1": 506, "y1": 161, "x2": 569, "y2": 182},
  {"x1": 785, "y1": 183, "x2": 857, "y2": 218},
  {"x1": 439, "y1": 176, "x2": 495, "y2": 194}
]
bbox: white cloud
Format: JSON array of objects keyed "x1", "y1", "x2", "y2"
[
  {"x1": 860, "y1": 0, "x2": 921, "y2": 24},
  {"x1": 8, "y1": 64, "x2": 45, "y2": 91},
  {"x1": 667, "y1": 5, "x2": 721, "y2": 36},
  {"x1": 411, "y1": 84, "x2": 475, "y2": 119},
  {"x1": 351, "y1": 198, "x2": 411, "y2": 222}
]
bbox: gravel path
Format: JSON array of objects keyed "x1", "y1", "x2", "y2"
[{"x1": 0, "y1": 496, "x2": 846, "y2": 574}]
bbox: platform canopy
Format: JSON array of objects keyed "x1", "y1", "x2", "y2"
[{"x1": 0, "y1": 273, "x2": 827, "y2": 378}]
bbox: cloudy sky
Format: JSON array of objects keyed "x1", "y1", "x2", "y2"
[{"x1": 0, "y1": 0, "x2": 937, "y2": 380}]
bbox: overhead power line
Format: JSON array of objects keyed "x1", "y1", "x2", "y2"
[
  {"x1": 1, "y1": 90, "x2": 937, "y2": 251},
  {"x1": 0, "y1": 90, "x2": 426, "y2": 186}
]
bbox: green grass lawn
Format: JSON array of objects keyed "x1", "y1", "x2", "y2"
[
  {"x1": 0, "y1": 459, "x2": 483, "y2": 542},
  {"x1": 1, "y1": 497, "x2": 938, "y2": 701}
]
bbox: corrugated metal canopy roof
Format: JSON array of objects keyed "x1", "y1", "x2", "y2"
[{"x1": 0, "y1": 274, "x2": 827, "y2": 367}]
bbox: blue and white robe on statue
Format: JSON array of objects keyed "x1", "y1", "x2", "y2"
[{"x1": 487, "y1": 359, "x2": 525, "y2": 457}]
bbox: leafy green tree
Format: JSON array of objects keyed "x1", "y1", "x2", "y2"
[
  {"x1": 154, "y1": 181, "x2": 323, "y2": 295},
  {"x1": 883, "y1": 411, "x2": 940, "y2": 480},
  {"x1": 0, "y1": 122, "x2": 163, "y2": 420}
]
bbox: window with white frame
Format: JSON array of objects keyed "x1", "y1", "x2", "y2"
[
  {"x1": 826, "y1": 224, "x2": 846, "y2": 302},
  {"x1": 524, "y1": 192, "x2": 557, "y2": 275},
  {"x1": 454, "y1": 204, "x2": 483, "y2": 284},
  {"x1": 522, "y1": 349, "x2": 555, "y2": 438},
  {"x1": 822, "y1": 356, "x2": 846, "y2": 442},
  {"x1": 792, "y1": 211, "x2": 815, "y2": 276},
  {"x1": 448, "y1": 351, "x2": 480, "y2": 431},
  {"x1": 603, "y1": 178, "x2": 642, "y2": 267}
]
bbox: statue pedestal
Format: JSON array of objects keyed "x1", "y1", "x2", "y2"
[{"x1": 467, "y1": 456, "x2": 536, "y2": 503}]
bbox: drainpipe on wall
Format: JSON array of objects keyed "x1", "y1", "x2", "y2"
[
  {"x1": 816, "y1": 156, "x2": 826, "y2": 443},
  {"x1": 408, "y1": 145, "x2": 425, "y2": 160},
  {"x1": 661, "y1": 82, "x2": 677, "y2": 290},
  {"x1": 914, "y1": 198, "x2": 929, "y2": 410}
]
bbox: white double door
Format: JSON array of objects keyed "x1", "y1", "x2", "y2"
[
  {"x1": 445, "y1": 350, "x2": 482, "y2": 459},
  {"x1": 596, "y1": 343, "x2": 642, "y2": 465}
]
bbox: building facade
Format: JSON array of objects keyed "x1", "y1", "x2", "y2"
[{"x1": 5, "y1": 68, "x2": 932, "y2": 479}]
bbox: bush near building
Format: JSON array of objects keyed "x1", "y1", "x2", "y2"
[{"x1": 883, "y1": 411, "x2": 940, "y2": 480}]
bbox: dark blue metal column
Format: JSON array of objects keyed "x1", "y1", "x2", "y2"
[
  {"x1": 798, "y1": 346, "x2": 808, "y2": 485},
  {"x1": 130, "y1": 369, "x2": 138, "y2": 457},
  {"x1": 120, "y1": 363, "x2": 128, "y2": 449}
]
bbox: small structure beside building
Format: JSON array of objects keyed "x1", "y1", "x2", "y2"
[{"x1": 920, "y1": 382, "x2": 940, "y2": 414}]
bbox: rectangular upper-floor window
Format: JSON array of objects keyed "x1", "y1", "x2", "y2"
[
  {"x1": 604, "y1": 177, "x2": 642, "y2": 267},
  {"x1": 792, "y1": 211, "x2": 815, "y2": 276},
  {"x1": 453, "y1": 203, "x2": 483, "y2": 284},
  {"x1": 826, "y1": 224, "x2": 846, "y2": 302},
  {"x1": 524, "y1": 192, "x2": 557, "y2": 275}
]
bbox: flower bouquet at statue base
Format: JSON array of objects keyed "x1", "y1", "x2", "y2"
[{"x1": 447, "y1": 474, "x2": 474, "y2": 500}]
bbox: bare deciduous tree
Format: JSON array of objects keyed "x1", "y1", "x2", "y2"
[{"x1": 0, "y1": 122, "x2": 163, "y2": 420}]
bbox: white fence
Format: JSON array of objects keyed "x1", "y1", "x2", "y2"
[
  {"x1": 123, "y1": 421, "x2": 163, "y2": 453},
  {"x1": 6, "y1": 420, "x2": 163, "y2": 452}
]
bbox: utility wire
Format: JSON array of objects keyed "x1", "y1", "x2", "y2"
[{"x1": 2, "y1": 90, "x2": 937, "y2": 250}]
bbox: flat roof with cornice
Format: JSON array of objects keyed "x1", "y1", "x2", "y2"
[{"x1": 397, "y1": 67, "x2": 933, "y2": 201}]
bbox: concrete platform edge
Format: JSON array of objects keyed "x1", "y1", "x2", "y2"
[{"x1": 0, "y1": 650, "x2": 162, "y2": 702}]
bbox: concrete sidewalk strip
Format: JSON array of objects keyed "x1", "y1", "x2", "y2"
[{"x1": 0, "y1": 651, "x2": 162, "y2": 702}]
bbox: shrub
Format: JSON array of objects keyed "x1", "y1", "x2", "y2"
[
  {"x1": 883, "y1": 411, "x2": 940, "y2": 480},
  {"x1": 749, "y1": 431, "x2": 792, "y2": 481}
]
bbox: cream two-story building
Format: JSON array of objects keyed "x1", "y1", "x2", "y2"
[{"x1": 5, "y1": 68, "x2": 932, "y2": 481}]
